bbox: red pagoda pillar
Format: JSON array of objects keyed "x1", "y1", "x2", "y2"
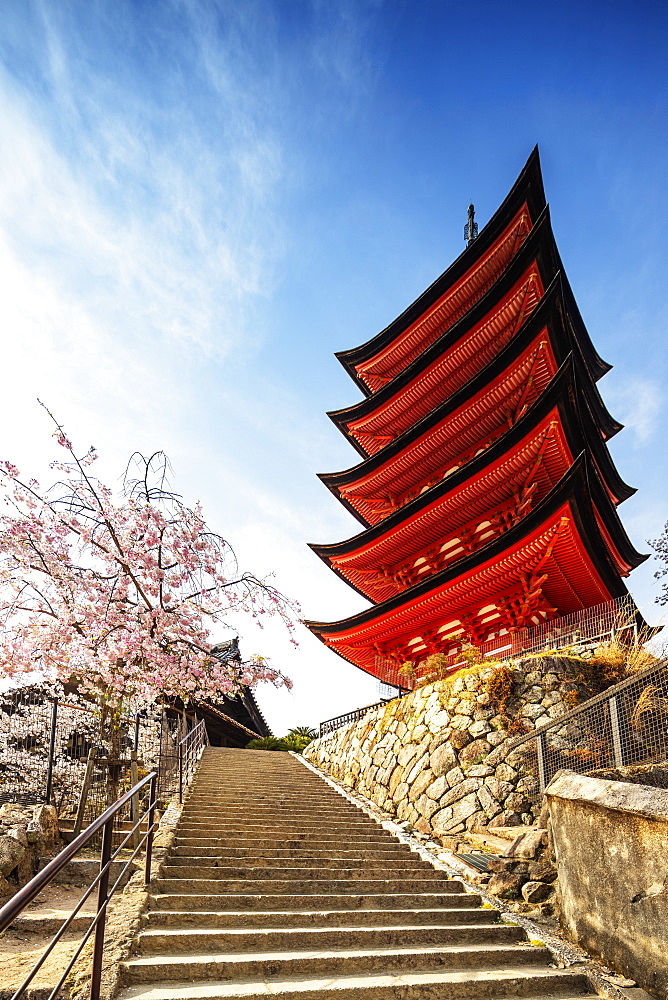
[{"x1": 307, "y1": 148, "x2": 647, "y2": 685}]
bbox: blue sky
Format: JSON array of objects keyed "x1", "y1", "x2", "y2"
[{"x1": 1, "y1": 0, "x2": 667, "y2": 732}]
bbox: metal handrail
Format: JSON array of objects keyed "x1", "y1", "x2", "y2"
[
  {"x1": 178, "y1": 717, "x2": 208, "y2": 802},
  {"x1": 0, "y1": 770, "x2": 158, "y2": 1000}
]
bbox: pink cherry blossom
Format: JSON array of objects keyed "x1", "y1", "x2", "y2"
[{"x1": 0, "y1": 409, "x2": 300, "y2": 729}]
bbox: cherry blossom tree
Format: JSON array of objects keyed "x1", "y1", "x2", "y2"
[{"x1": 0, "y1": 407, "x2": 299, "y2": 764}]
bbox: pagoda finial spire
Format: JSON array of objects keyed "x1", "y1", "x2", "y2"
[{"x1": 464, "y1": 203, "x2": 478, "y2": 246}]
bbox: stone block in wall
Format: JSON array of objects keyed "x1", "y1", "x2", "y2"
[
  {"x1": 388, "y1": 765, "x2": 404, "y2": 795},
  {"x1": 424, "y1": 775, "x2": 446, "y2": 800},
  {"x1": 415, "y1": 794, "x2": 440, "y2": 820},
  {"x1": 408, "y1": 769, "x2": 435, "y2": 802},
  {"x1": 397, "y1": 743, "x2": 421, "y2": 768},
  {"x1": 430, "y1": 741, "x2": 457, "y2": 776},
  {"x1": 495, "y1": 763, "x2": 518, "y2": 782},
  {"x1": 468, "y1": 720, "x2": 491, "y2": 737},
  {"x1": 431, "y1": 805, "x2": 453, "y2": 829},
  {"x1": 405, "y1": 752, "x2": 430, "y2": 784},
  {"x1": 521, "y1": 703, "x2": 545, "y2": 720},
  {"x1": 439, "y1": 777, "x2": 480, "y2": 809},
  {"x1": 486, "y1": 778, "x2": 514, "y2": 801},
  {"x1": 449, "y1": 729, "x2": 471, "y2": 750},
  {"x1": 505, "y1": 792, "x2": 530, "y2": 814},
  {"x1": 445, "y1": 766, "x2": 465, "y2": 788},
  {"x1": 439, "y1": 792, "x2": 480, "y2": 830},
  {"x1": 466, "y1": 764, "x2": 493, "y2": 777},
  {"x1": 392, "y1": 782, "x2": 409, "y2": 804},
  {"x1": 426, "y1": 711, "x2": 451, "y2": 732},
  {"x1": 450, "y1": 714, "x2": 471, "y2": 731},
  {"x1": 458, "y1": 738, "x2": 492, "y2": 770},
  {"x1": 477, "y1": 784, "x2": 502, "y2": 819},
  {"x1": 489, "y1": 810, "x2": 522, "y2": 828}
]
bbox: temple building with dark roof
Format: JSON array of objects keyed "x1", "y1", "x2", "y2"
[{"x1": 307, "y1": 148, "x2": 648, "y2": 685}]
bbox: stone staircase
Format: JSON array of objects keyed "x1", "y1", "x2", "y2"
[{"x1": 117, "y1": 748, "x2": 598, "y2": 1000}]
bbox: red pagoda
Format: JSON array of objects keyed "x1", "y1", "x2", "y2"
[{"x1": 307, "y1": 149, "x2": 647, "y2": 685}]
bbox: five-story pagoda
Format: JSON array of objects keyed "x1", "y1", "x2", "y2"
[{"x1": 307, "y1": 148, "x2": 647, "y2": 686}]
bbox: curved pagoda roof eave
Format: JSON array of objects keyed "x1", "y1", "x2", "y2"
[
  {"x1": 306, "y1": 454, "x2": 646, "y2": 639},
  {"x1": 309, "y1": 360, "x2": 636, "y2": 574},
  {"x1": 334, "y1": 146, "x2": 547, "y2": 396},
  {"x1": 327, "y1": 251, "x2": 612, "y2": 456},
  {"x1": 317, "y1": 287, "x2": 622, "y2": 499}
]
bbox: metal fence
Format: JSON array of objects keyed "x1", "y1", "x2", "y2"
[
  {"x1": 0, "y1": 685, "x2": 193, "y2": 822},
  {"x1": 376, "y1": 595, "x2": 644, "y2": 689},
  {"x1": 499, "y1": 659, "x2": 668, "y2": 800},
  {"x1": 320, "y1": 699, "x2": 398, "y2": 738}
]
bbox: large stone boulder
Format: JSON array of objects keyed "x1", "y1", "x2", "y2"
[{"x1": 0, "y1": 834, "x2": 26, "y2": 876}]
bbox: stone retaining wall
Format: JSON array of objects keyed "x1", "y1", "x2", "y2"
[{"x1": 305, "y1": 656, "x2": 601, "y2": 838}]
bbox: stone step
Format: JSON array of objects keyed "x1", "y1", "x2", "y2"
[
  {"x1": 176, "y1": 820, "x2": 382, "y2": 833},
  {"x1": 179, "y1": 812, "x2": 369, "y2": 824},
  {"x1": 135, "y1": 922, "x2": 526, "y2": 956},
  {"x1": 186, "y1": 791, "x2": 346, "y2": 799},
  {"x1": 120, "y1": 941, "x2": 554, "y2": 984},
  {"x1": 174, "y1": 835, "x2": 398, "y2": 849},
  {"x1": 153, "y1": 878, "x2": 462, "y2": 895},
  {"x1": 149, "y1": 892, "x2": 478, "y2": 912},
  {"x1": 116, "y1": 968, "x2": 594, "y2": 1000},
  {"x1": 170, "y1": 847, "x2": 417, "y2": 861},
  {"x1": 179, "y1": 804, "x2": 370, "y2": 813},
  {"x1": 166, "y1": 856, "x2": 429, "y2": 871},
  {"x1": 121, "y1": 748, "x2": 596, "y2": 1000},
  {"x1": 158, "y1": 865, "x2": 438, "y2": 880},
  {"x1": 143, "y1": 907, "x2": 501, "y2": 930}
]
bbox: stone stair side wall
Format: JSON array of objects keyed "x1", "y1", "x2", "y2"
[
  {"x1": 546, "y1": 769, "x2": 668, "y2": 998},
  {"x1": 304, "y1": 656, "x2": 601, "y2": 838}
]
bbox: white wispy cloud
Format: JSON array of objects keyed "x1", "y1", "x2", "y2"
[
  {"x1": 604, "y1": 377, "x2": 662, "y2": 446},
  {"x1": 0, "y1": 0, "x2": 385, "y2": 730}
]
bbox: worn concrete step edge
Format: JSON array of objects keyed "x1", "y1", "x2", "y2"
[
  {"x1": 142, "y1": 907, "x2": 501, "y2": 929},
  {"x1": 153, "y1": 879, "x2": 465, "y2": 894},
  {"x1": 170, "y1": 849, "x2": 418, "y2": 860},
  {"x1": 135, "y1": 922, "x2": 525, "y2": 955},
  {"x1": 120, "y1": 942, "x2": 555, "y2": 983},
  {"x1": 158, "y1": 866, "x2": 443, "y2": 879},
  {"x1": 149, "y1": 892, "x2": 480, "y2": 912},
  {"x1": 115, "y1": 968, "x2": 594, "y2": 1000}
]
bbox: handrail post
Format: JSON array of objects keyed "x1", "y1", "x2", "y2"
[
  {"x1": 90, "y1": 815, "x2": 113, "y2": 1000},
  {"x1": 144, "y1": 773, "x2": 157, "y2": 886},
  {"x1": 130, "y1": 752, "x2": 140, "y2": 850},
  {"x1": 73, "y1": 748, "x2": 97, "y2": 838},
  {"x1": 536, "y1": 731, "x2": 547, "y2": 794},
  {"x1": 44, "y1": 697, "x2": 58, "y2": 805},
  {"x1": 178, "y1": 742, "x2": 183, "y2": 804}
]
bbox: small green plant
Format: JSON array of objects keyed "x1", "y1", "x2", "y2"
[
  {"x1": 246, "y1": 736, "x2": 287, "y2": 750},
  {"x1": 246, "y1": 726, "x2": 318, "y2": 754}
]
